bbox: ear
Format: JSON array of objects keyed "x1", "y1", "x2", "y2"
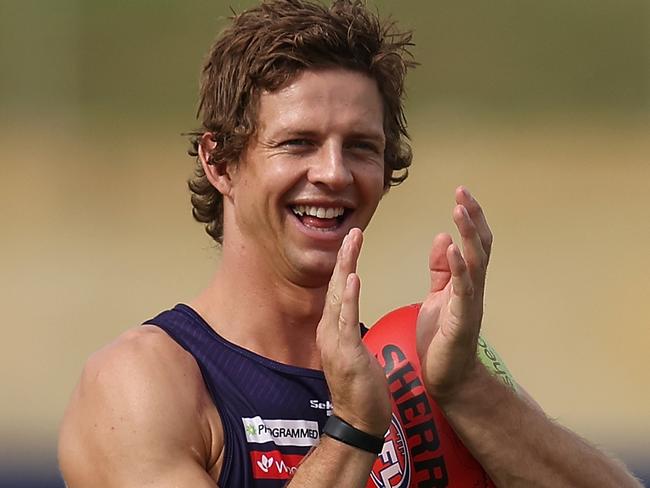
[{"x1": 198, "y1": 132, "x2": 233, "y2": 196}]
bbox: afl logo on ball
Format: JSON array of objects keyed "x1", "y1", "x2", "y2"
[{"x1": 369, "y1": 414, "x2": 411, "y2": 488}]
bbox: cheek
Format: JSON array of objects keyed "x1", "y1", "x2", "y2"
[
  {"x1": 267, "y1": 162, "x2": 305, "y2": 196},
  {"x1": 240, "y1": 167, "x2": 289, "y2": 205},
  {"x1": 360, "y1": 166, "x2": 387, "y2": 200}
]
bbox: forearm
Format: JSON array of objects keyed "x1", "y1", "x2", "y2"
[
  {"x1": 438, "y1": 364, "x2": 642, "y2": 488},
  {"x1": 287, "y1": 436, "x2": 375, "y2": 487}
]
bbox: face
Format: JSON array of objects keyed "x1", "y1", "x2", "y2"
[{"x1": 224, "y1": 69, "x2": 386, "y2": 286}]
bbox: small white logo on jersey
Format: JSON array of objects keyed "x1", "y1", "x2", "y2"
[
  {"x1": 242, "y1": 417, "x2": 320, "y2": 447},
  {"x1": 309, "y1": 399, "x2": 333, "y2": 415},
  {"x1": 257, "y1": 454, "x2": 274, "y2": 473}
]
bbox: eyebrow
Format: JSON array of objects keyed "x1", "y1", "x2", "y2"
[{"x1": 270, "y1": 128, "x2": 386, "y2": 144}]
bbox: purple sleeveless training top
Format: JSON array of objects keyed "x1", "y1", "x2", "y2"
[{"x1": 144, "y1": 304, "x2": 331, "y2": 487}]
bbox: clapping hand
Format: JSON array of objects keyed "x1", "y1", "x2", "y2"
[
  {"x1": 416, "y1": 187, "x2": 494, "y2": 402},
  {"x1": 316, "y1": 228, "x2": 392, "y2": 437}
]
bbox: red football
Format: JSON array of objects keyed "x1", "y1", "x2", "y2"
[{"x1": 363, "y1": 304, "x2": 495, "y2": 488}]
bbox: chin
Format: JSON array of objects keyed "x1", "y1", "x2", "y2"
[{"x1": 289, "y1": 251, "x2": 338, "y2": 288}]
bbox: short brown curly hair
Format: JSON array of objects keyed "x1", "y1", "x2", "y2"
[{"x1": 187, "y1": 0, "x2": 416, "y2": 244}]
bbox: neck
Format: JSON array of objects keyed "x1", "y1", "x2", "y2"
[{"x1": 191, "y1": 241, "x2": 329, "y2": 370}]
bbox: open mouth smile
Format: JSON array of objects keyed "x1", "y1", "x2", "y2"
[{"x1": 289, "y1": 205, "x2": 352, "y2": 232}]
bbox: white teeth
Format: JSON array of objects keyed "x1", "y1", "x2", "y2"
[{"x1": 291, "y1": 205, "x2": 345, "y2": 219}]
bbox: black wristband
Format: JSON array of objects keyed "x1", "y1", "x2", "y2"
[{"x1": 322, "y1": 415, "x2": 385, "y2": 454}]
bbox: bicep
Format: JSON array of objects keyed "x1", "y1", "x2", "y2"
[
  {"x1": 59, "y1": 423, "x2": 216, "y2": 488},
  {"x1": 59, "y1": 332, "x2": 217, "y2": 488}
]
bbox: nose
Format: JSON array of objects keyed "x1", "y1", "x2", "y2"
[{"x1": 307, "y1": 141, "x2": 353, "y2": 190}]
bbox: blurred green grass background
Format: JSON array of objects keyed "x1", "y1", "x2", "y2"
[{"x1": 1, "y1": 0, "x2": 648, "y2": 485}]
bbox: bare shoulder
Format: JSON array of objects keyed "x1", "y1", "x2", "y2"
[{"x1": 59, "y1": 325, "x2": 222, "y2": 487}]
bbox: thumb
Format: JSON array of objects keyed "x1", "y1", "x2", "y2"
[{"x1": 429, "y1": 233, "x2": 453, "y2": 292}]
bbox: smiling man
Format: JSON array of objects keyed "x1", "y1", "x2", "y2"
[{"x1": 58, "y1": 1, "x2": 642, "y2": 487}]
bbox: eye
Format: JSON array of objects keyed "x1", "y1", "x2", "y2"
[
  {"x1": 348, "y1": 140, "x2": 380, "y2": 153},
  {"x1": 282, "y1": 139, "x2": 313, "y2": 148}
]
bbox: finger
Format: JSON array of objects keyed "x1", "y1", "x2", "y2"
[
  {"x1": 448, "y1": 243, "x2": 473, "y2": 298},
  {"x1": 323, "y1": 229, "x2": 363, "y2": 325},
  {"x1": 319, "y1": 233, "x2": 349, "y2": 335},
  {"x1": 456, "y1": 186, "x2": 493, "y2": 259},
  {"x1": 317, "y1": 231, "x2": 352, "y2": 350},
  {"x1": 453, "y1": 204, "x2": 488, "y2": 283},
  {"x1": 338, "y1": 273, "x2": 361, "y2": 346},
  {"x1": 347, "y1": 228, "x2": 363, "y2": 274},
  {"x1": 447, "y1": 244, "x2": 479, "y2": 341},
  {"x1": 428, "y1": 233, "x2": 453, "y2": 292}
]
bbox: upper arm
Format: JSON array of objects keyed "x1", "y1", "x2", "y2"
[{"x1": 58, "y1": 327, "x2": 219, "y2": 488}]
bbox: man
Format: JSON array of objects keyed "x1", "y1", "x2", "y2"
[{"x1": 58, "y1": 1, "x2": 642, "y2": 486}]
